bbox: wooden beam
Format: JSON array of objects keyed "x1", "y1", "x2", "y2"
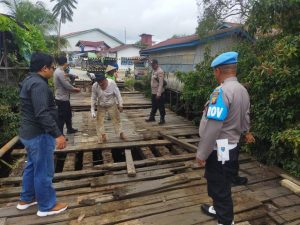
[
  {"x1": 280, "y1": 179, "x2": 300, "y2": 195},
  {"x1": 125, "y1": 149, "x2": 136, "y2": 177},
  {"x1": 0, "y1": 136, "x2": 19, "y2": 158},
  {"x1": 160, "y1": 132, "x2": 197, "y2": 153},
  {"x1": 113, "y1": 173, "x2": 195, "y2": 199}
]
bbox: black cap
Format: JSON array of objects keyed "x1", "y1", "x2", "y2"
[{"x1": 95, "y1": 73, "x2": 106, "y2": 81}]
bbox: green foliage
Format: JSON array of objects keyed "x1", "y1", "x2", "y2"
[
  {"x1": 124, "y1": 78, "x2": 135, "y2": 91},
  {"x1": 178, "y1": 34, "x2": 300, "y2": 176},
  {"x1": 0, "y1": 15, "x2": 47, "y2": 63},
  {"x1": 15, "y1": 1, "x2": 57, "y2": 35},
  {"x1": 247, "y1": 0, "x2": 300, "y2": 35},
  {"x1": 0, "y1": 87, "x2": 20, "y2": 147}
]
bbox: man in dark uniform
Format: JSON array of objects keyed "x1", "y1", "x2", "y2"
[{"x1": 196, "y1": 52, "x2": 255, "y2": 225}]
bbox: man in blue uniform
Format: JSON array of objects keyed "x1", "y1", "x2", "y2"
[{"x1": 196, "y1": 52, "x2": 255, "y2": 225}]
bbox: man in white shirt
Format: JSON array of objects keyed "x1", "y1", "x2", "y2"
[{"x1": 91, "y1": 73, "x2": 125, "y2": 143}]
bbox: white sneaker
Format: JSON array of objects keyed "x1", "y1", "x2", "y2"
[
  {"x1": 16, "y1": 200, "x2": 37, "y2": 210},
  {"x1": 37, "y1": 202, "x2": 68, "y2": 217}
]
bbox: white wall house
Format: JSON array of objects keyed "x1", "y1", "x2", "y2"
[
  {"x1": 62, "y1": 28, "x2": 123, "y2": 52},
  {"x1": 109, "y1": 45, "x2": 141, "y2": 71}
]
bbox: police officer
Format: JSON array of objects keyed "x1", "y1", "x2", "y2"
[{"x1": 196, "y1": 52, "x2": 255, "y2": 225}]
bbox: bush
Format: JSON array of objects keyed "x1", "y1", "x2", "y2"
[
  {"x1": 0, "y1": 87, "x2": 20, "y2": 147},
  {"x1": 177, "y1": 35, "x2": 300, "y2": 177}
]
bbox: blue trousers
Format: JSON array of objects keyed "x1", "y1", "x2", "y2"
[{"x1": 20, "y1": 134, "x2": 56, "y2": 211}]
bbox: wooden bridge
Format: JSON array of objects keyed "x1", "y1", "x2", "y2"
[{"x1": 0, "y1": 88, "x2": 299, "y2": 225}]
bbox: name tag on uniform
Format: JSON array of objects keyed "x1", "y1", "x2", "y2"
[{"x1": 206, "y1": 87, "x2": 228, "y2": 121}]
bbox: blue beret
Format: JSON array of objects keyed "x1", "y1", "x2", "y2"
[
  {"x1": 211, "y1": 51, "x2": 238, "y2": 68},
  {"x1": 95, "y1": 73, "x2": 106, "y2": 81}
]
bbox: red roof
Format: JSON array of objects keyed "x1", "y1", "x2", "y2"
[
  {"x1": 108, "y1": 44, "x2": 140, "y2": 53},
  {"x1": 76, "y1": 40, "x2": 110, "y2": 48},
  {"x1": 145, "y1": 34, "x2": 199, "y2": 50}
]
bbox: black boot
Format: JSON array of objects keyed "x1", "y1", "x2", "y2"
[
  {"x1": 145, "y1": 116, "x2": 155, "y2": 122},
  {"x1": 231, "y1": 176, "x2": 248, "y2": 186},
  {"x1": 158, "y1": 117, "x2": 165, "y2": 125}
]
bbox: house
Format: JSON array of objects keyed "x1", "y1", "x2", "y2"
[
  {"x1": 62, "y1": 28, "x2": 124, "y2": 53},
  {"x1": 75, "y1": 40, "x2": 110, "y2": 53},
  {"x1": 107, "y1": 44, "x2": 142, "y2": 71},
  {"x1": 140, "y1": 23, "x2": 252, "y2": 73}
]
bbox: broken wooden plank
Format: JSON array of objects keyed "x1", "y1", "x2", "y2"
[
  {"x1": 91, "y1": 168, "x2": 175, "y2": 187},
  {"x1": 113, "y1": 173, "x2": 196, "y2": 199},
  {"x1": 159, "y1": 133, "x2": 197, "y2": 153},
  {"x1": 125, "y1": 149, "x2": 136, "y2": 177}
]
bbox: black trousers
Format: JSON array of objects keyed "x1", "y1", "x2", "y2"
[
  {"x1": 150, "y1": 93, "x2": 166, "y2": 119},
  {"x1": 55, "y1": 99, "x2": 73, "y2": 134},
  {"x1": 205, "y1": 146, "x2": 240, "y2": 225}
]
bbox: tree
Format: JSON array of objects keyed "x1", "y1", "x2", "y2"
[
  {"x1": 0, "y1": 0, "x2": 57, "y2": 34},
  {"x1": 196, "y1": 0, "x2": 254, "y2": 37},
  {"x1": 51, "y1": 0, "x2": 78, "y2": 51},
  {"x1": 246, "y1": 0, "x2": 300, "y2": 35}
]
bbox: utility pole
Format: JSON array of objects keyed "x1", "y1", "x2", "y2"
[{"x1": 124, "y1": 28, "x2": 126, "y2": 44}]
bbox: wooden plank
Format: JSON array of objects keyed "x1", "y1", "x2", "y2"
[
  {"x1": 272, "y1": 194, "x2": 300, "y2": 208},
  {"x1": 5, "y1": 187, "x2": 207, "y2": 225},
  {"x1": 280, "y1": 179, "x2": 300, "y2": 195},
  {"x1": 0, "y1": 169, "x2": 106, "y2": 186},
  {"x1": 94, "y1": 153, "x2": 196, "y2": 170},
  {"x1": 59, "y1": 139, "x2": 171, "y2": 153},
  {"x1": 0, "y1": 136, "x2": 19, "y2": 158},
  {"x1": 160, "y1": 133, "x2": 197, "y2": 153},
  {"x1": 0, "y1": 178, "x2": 92, "y2": 198},
  {"x1": 102, "y1": 149, "x2": 114, "y2": 164},
  {"x1": 7, "y1": 138, "x2": 200, "y2": 155},
  {"x1": 114, "y1": 193, "x2": 262, "y2": 225},
  {"x1": 113, "y1": 172, "x2": 199, "y2": 199},
  {"x1": 125, "y1": 149, "x2": 136, "y2": 177},
  {"x1": 154, "y1": 146, "x2": 171, "y2": 156},
  {"x1": 82, "y1": 151, "x2": 93, "y2": 169},
  {"x1": 138, "y1": 147, "x2": 155, "y2": 159},
  {"x1": 91, "y1": 168, "x2": 175, "y2": 187},
  {"x1": 0, "y1": 218, "x2": 7, "y2": 225}
]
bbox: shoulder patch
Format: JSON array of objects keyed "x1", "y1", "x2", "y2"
[{"x1": 206, "y1": 87, "x2": 228, "y2": 121}]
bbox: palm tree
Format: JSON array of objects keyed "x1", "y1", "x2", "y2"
[
  {"x1": 0, "y1": 0, "x2": 57, "y2": 34},
  {"x1": 51, "y1": 0, "x2": 78, "y2": 51}
]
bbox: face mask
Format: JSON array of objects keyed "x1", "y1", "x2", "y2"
[{"x1": 64, "y1": 66, "x2": 70, "y2": 74}]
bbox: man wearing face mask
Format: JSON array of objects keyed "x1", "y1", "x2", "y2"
[{"x1": 54, "y1": 56, "x2": 81, "y2": 135}]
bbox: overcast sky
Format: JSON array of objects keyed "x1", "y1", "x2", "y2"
[{"x1": 0, "y1": 0, "x2": 199, "y2": 44}]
